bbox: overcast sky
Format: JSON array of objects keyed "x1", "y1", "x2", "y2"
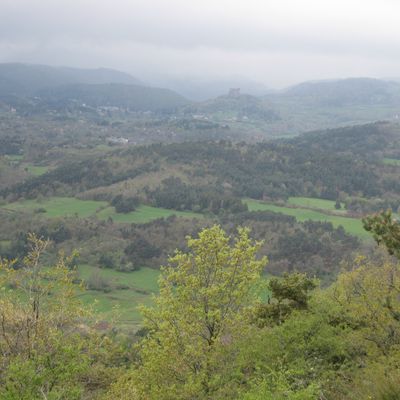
[{"x1": 1, "y1": 0, "x2": 400, "y2": 87}]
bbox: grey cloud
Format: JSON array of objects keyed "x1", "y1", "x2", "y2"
[
  {"x1": 0, "y1": 0, "x2": 398, "y2": 55},
  {"x1": 1, "y1": 0, "x2": 400, "y2": 87}
]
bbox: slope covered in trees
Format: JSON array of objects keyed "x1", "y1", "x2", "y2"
[
  {"x1": 37, "y1": 83, "x2": 189, "y2": 112},
  {"x1": 4, "y1": 121, "x2": 400, "y2": 208}
]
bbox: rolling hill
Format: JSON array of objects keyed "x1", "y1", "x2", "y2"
[
  {"x1": 0, "y1": 63, "x2": 190, "y2": 112},
  {"x1": 37, "y1": 83, "x2": 190, "y2": 112},
  {"x1": 280, "y1": 77, "x2": 400, "y2": 107},
  {"x1": 0, "y1": 63, "x2": 143, "y2": 94},
  {"x1": 190, "y1": 92, "x2": 279, "y2": 121}
]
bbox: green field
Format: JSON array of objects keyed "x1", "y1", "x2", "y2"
[
  {"x1": 76, "y1": 266, "x2": 272, "y2": 328},
  {"x1": 77, "y1": 265, "x2": 160, "y2": 329},
  {"x1": 3, "y1": 197, "x2": 203, "y2": 223},
  {"x1": 97, "y1": 204, "x2": 203, "y2": 223},
  {"x1": 5, "y1": 154, "x2": 24, "y2": 161},
  {"x1": 3, "y1": 197, "x2": 108, "y2": 218},
  {"x1": 287, "y1": 196, "x2": 345, "y2": 212},
  {"x1": 25, "y1": 165, "x2": 49, "y2": 176},
  {"x1": 245, "y1": 199, "x2": 370, "y2": 239},
  {"x1": 383, "y1": 157, "x2": 400, "y2": 166}
]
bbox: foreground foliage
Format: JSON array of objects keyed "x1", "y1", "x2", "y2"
[
  {"x1": 109, "y1": 226, "x2": 267, "y2": 399},
  {"x1": 363, "y1": 209, "x2": 400, "y2": 259},
  {"x1": 0, "y1": 235, "x2": 127, "y2": 399},
  {"x1": 0, "y1": 235, "x2": 89, "y2": 398},
  {"x1": 2, "y1": 223, "x2": 400, "y2": 399},
  {"x1": 107, "y1": 225, "x2": 400, "y2": 399}
]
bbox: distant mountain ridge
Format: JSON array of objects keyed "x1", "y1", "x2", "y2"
[
  {"x1": 191, "y1": 92, "x2": 279, "y2": 121},
  {"x1": 38, "y1": 83, "x2": 189, "y2": 112},
  {"x1": 277, "y1": 77, "x2": 400, "y2": 107},
  {"x1": 153, "y1": 77, "x2": 272, "y2": 101},
  {"x1": 0, "y1": 63, "x2": 142, "y2": 95},
  {"x1": 0, "y1": 63, "x2": 189, "y2": 112},
  {"x1": 3, "y1": 63, "x2": 400, "y2": 128}
]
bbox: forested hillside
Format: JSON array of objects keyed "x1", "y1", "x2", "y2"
[
  {"x1": 37, "y1": 83, "x2": 189, "y2": 112},
  {"x1": 4, "y1": 121, "x2": 400, "y2": 209}
]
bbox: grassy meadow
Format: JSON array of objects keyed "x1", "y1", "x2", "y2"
[
  {"x1": 4, "y1": 154, "x2": 49, "y2": 175},
  {"x1": 77, "y1": 265, "x2": 160, "y2": 329},
  {"x1": 383, "y1": 157, "x2": 400, "y2": 166},
  {"x1": 4, "y1": 154, "x2": 24, "y2": 161},
  {"x1": 245, "y1": 198, "x2": 370, "y2": 239},
  {"x1": 24, "y1": 165, "x2": 49, "y2": 176},
  {"x1": 97, "y1": 204, "x2": 203, "y2": 223},
  {"x1": 287, "y1": 196, "x2": 345, "y2": 212},
  {"x1": 3, "y1": 197, "x2": 108, "y2": 218},
  {"x1": 76, "y1": 265, "x2": 271, "y2": 328},
  {"x1": 2, "y1": 197, "x2": 203, "y2": 223}
]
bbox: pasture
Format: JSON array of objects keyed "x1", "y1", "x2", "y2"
[
  {"x1": 2, "y1": 197, "x2": 203, "y2": 223},
  {"x1": 76, "y1": 265, "x2": 272, "y2": 328},
  {"x1": 25, "y1": 165, "x2": 49, "y2": 176},
  {"x1": 3, "y1": 197, "x2": 108, "y2": 218},
  {"x1": 5, "y1": 154, "x2": 24, "y2": 161},
  {"x1": 97, "y1": 204, "x2": 203, "y2": 223},
  {"x1": 287, "y1": 196, "x2": 345, "y2": 212},
  {"x1": 245, "y1": 199, "x2": 370, "y2": 239},
  {"x1": 77, "y1": 265, "x2": 160, "y2": 329},
  {"x1": 383, "y1": 157, "x2": 400, "y2": 166}
]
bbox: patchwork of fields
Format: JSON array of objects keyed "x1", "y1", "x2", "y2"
[
  {"x1": 2, "y1": 197, "x2": 203, "y2": 223},
  {"x1": 3, "y1": 195, "x2": 371, "y2": 238},
  {"x1": 3, "y1": 194, "x2": 375, "y2": 327}
]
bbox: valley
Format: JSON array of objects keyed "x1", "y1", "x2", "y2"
[{"x1": 0, "y1": 63, "x2": 400, "y2": 398}]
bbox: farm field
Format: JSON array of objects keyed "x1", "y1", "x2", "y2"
[
  {"x1": 76, "y1": 265, "x2": 271, "y2": 328},
  {"x1": 2, "y1": 155, "x2": 49, "y2": 177},
  {"x1": 2, "y1": 197, "x2": 203, "y2": 223},
  {"x1": 4, "y1": 154, "x2": 24, "y2": 161},
  {"x1": 287, "y1": 196, "x2": 345, "y2": 212},
  {"x1": 77, "y1": 265, "x2": 160, "y2": 329},
  {"x1": 245, "y1": 198, "x2": 370, "y2": 239},
  {"x1": 383, "y1": 157, "x2": 400, "y2": 166},
  {"x1": 3, "y1": 197, "x2": 108, "y2": 218},
  {"x1": 24, "y1": 164, "x2": 49, "y2": 176},
  {"x1": 97, "y1": 204, "x2": 203, "y2": 223}
]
